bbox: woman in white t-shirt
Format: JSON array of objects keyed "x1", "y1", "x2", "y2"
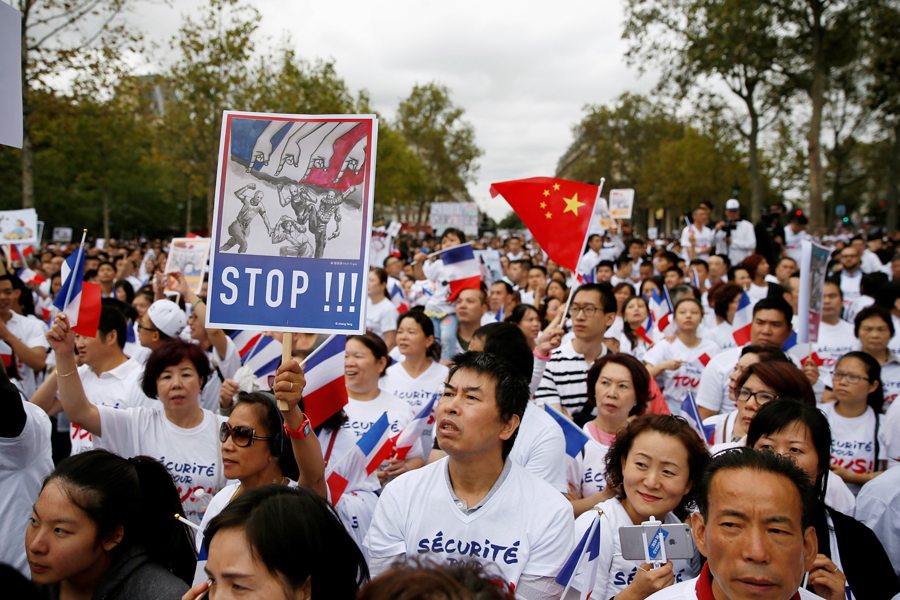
[
  {"x1": 643, "y1": 298, "x2": 721, "y2": 415},
  {"x1": 619, "y1": 296, "x2": 653, "y2": 361},
  {"x1": 741, "y1": 254, "x2": 770, "y2": 304},
  {"x1": 49, "y1": 313, "x2": 228, "y2": 524},
  {"x1": 572, "y1": 414, "x2": 708, "y2": 600},
  {"x1": 567, "y1": 354, "x2": 651, "y2": 517},
  {"x1": 506, "y1": 304, "x2": 542, "y2": 348},
  {"x1": 344, "y1": 333, "x2": 425, "y2": 486},
  {"x1": 853, "y1": 305, "x2": 900, "y2": 411},
  {"x1": 823, "y1": 351, "x2": 887, "y2": 494},
  {"x1": 366, "y1": 267, "x2": 399, "y2": 350},
  {"x1": 379, "y1": 311, "x2": 449, "y2": 461},
  {"x1": 706, "y1": 282, "x2": 743, "y2": 351}
]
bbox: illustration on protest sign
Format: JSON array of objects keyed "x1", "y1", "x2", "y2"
[
  {"x1": 609, "y1": 189, "x2": 635, "y2": 220},
  {"x1": 0, "y1": 209, "x2": 38, "y2": 246},
  {"x1": 207, "y1": 111, "x2": 377, "y2": 334},
  {"x1": 595, "y1": 198, "x2": 616, "y2": 230},
  {"x1": 52, "y1": 227, "x2": 72, "y2": 243},
  {"x1": 165, "y1": 238, "x2": 211, "y2": 295}
]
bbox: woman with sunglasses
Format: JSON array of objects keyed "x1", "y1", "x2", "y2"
[
  {"x1": 822, "y1": 351, "x2": 887, "y2": 494},
  {"x1": 49, "y1": 312, "x2": 227, "y2": 524}
]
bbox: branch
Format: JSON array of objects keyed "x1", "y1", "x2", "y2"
[{"x1": 30, "y1": 0, "x2": 123, "y2": 50}]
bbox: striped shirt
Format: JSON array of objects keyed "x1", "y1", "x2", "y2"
[{"x1": 535, "y1": 340, "x2": 608, "y2": 414}]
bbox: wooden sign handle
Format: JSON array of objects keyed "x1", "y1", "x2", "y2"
[{"x1": 278, "y1": 334, "x2": 292, "y2": 410}]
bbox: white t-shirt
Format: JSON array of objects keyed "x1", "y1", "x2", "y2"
[
  {"x1": 200, "y1": 337, "x2": 241, "y2": 413},
  {"x1": 820, "y1": 402, "x2": 887, "y2": 495},
  {"x1": 839, "y1": 270, "x2": 863, "y2": 307},
  {"x1": 645, "y1": 575, "x2": 819, "y2": 599},
  {"x1": 707, "y1": 321, "x2": 738, "y2": 352},
  {"x1": 844, "y1": 296, "x2": 874, "y2": 325},
  {"x1": 70, "y1": 358, "x2": 155, "y2": 455},
  {"x1": 367, "y1": 297, "x2": 399, "y2": 340},
  {"x1": 0, "y1": 401, "x2": 54, "y2": 576},
  {"x1": 379, "y1": 360, "x2": 448, "y2": 460},
  {"x1": 680, "y1": 225, "x2": 714, "y2": 260},
  {"x1": 618, "y1": 333, "x2": 650, "y2": 362},
  {"x1": 783, "y1": 227, "x2": 810, "y2": 265},
  {"x1": 508, "y1": 401, "x2": 568, "y2": 493},
  {"x1": 95, "y1": 406, "x2": 229, "y2": 522},
  {"x1": 572, "y1": 498, "x2": 702, "y2": 599},
  {"x1": 570, "y1": 424, "x2": 612, "y2": 498},
  {"x1": 696, "y1": 347, "x2": 743, "y2": 414},
  {"x1": 855, "y1": 466, "x2": 900, "y2": 577},
  {"x1": 644, "y1": 338, "x2": 721, "y2": 415},
  {"x1": 879, "y1": 356, "x2": 900, "y2": 410},
  {"x1": 883, "y1": 397, "x2": 900, "y2": 470},
  {"x1": 5, "y1": 311, "x2": 50, "y2": 399},
  {"x1": 703, "y1": 410, "x2": 739, "y2": 446},
  {"x1": 811, "y1": 320, "x2": 859, "y2": 399},
  {"x1": 364, "y1": 458, "x2": 574, "y2": 588}
]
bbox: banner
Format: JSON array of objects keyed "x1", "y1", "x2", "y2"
[
  {"x1": 608, "y1": 189, "x2": 635, "y2": 219},
  {"x1": 474, "y1": 249, "x2": 502, "y2": 287},
  {"x1": 0, "y1": 209, "x2": 39, "y2": 246},
  {"x1": 52, "y1": 227, "x2": 72, "y2": 243},
  {"x1": 430, "y1": 202, "x2": 479, "y2": 237},
  {"x1": 596, "y1": 198, "x2": 616, "y2": 230},
  {"x1": 0, "y1": 3, "x2": 22, "y2": 149},
  {"x1": 798, "y1": 239, "x2": 831, "y2": 344},
  {"x1": 165, "y1": 237, "x2": 211, "y2": 295},
  {"x1": 206, "y1": 112, "x2": 377, "y2": 334}
]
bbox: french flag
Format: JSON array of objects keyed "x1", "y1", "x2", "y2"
[
  {"x1": 440, "y1": 245, "x2": 481, "y2": 302},
  {"x1": 391, "y1": 395, "x2": 437, "y2": 460},
  {"x1": 556, "y1": 510, "x2": 603, "y2": 599},
  {"x1": 680, "y1": 391, "x2": 715, "y2": 446},
  {"x1": 17, "y1": 267, "x2": 46, "y2": 286},
  {"x1": 691, "y1": 267, "x2": 701, "y2": 288},
  {"x1": 302, "y1": 335, "x2": 349, "y2": 429},
  {"x1": 242, "y1": 336, "x2": 282, "y2": 388},
  {"x1": 390, "y1": 240, "x2": 401, "y2": 258},
  {"x1": 229, "y1": 330, "x2": 264, "y2": 359},
  {"x1": 0, "y1": 340, "x2": 12, "y2": 368},
  {"x1": 650, "y1": 288, "x2": 673, "y2": 333},
  {"x1": 544, "y1": 403, "x2": 591, "y2": 458},
  {"x1": 388, "y1": 278, "x2": 409, "y2": 314},
  {"x1": 52, "y1": 244, "x2": 101, "y2": 337},
  {"x1": 576, "y1": 269, "x2": 595, "y2": 285},
  {"x1": 635, "y1": 312, "x2": 654, "y2": 345},
  {"x1": 782, "y1": 330, "x2": 824, "y2": 367},
  {"x1": 326, "y1": 412, "x2": 393, "y2": 506},
  {"x1": 731, "y1": 291, "x2": 753, "y2": 347}
]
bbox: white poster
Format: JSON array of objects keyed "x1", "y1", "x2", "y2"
[
  {"x1": 798, "y1": 239, "x2": 832, "y2": 344},
  {"x1": 609, "y1": 189, "x2": 635, "y2": 219},
  {"x1": 165, "y1": 238, "x2": 211, "y2": 295},
  {"x1": 430, "y1": 202, "x2": 479, "y2": 237},
  {"x1": 52, "y1": 227, "x2": 72, "y2": 243},
  {"x1": 369, "y1": 226, "x2": 392, "y2": 268},
  {"x1": 0, "y1": 3, "x2": 22, "y2": 149},
  {"x1": 0, "y1": 209, "x2": 39, "y2": 245}
]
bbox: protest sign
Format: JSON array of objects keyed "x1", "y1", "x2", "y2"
[
  {"x1": 206, "y1": 111, "x2": 377, "y2": 334},
  {"x1": 474, "y1": 249, "x2": 502, "y2": 287},
  {"x1": 52, "y1": 227, "x2": 73, "y2": 243},
  {"x1": 34, "y1": 221, "x2": 44, "y2": 251},
  {"x1": 608, "y1": 189, "x2": 635, "y2": 219},
  {"x1": 369, "y1": 226, "x2": 392, "y2": 268},
  {"x1": 430, "y1": 202, "x2": 479, "y2": 237},
  {"x1": 647, "y1": 227, "x2": 659, "y2": 240},
  {"x1": 0, "y1": 3, "x2": 22, "y2": 149},
  {"x1": 0, "y1": 209, "x2": 39, "y2": 246},
  {"x1": 596, "y1": 198, "x2": 616, "y2": 231},
  {"x1": 166, "y1": 237, "x2": 211, "y2": 295},
  {"x1": 798, "y1": 239, "x2": 831, "y2": 344}
]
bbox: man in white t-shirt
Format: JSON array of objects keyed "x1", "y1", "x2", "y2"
[
  {"x1": 811, "y1": 281, "x2": 860, "y2": 398},
  {"x1": 365, "y1": 351, "x2": 573, "y2": 597},
  {"x1": 838, "y1": 247, "x2": 863, "y2": 307},
  {"x1": 505, "y1": 236, "x2": 526, "y2": 261},
  {"x1": 0, "y1": 275, "x2": 49, "y2": 399},
  {"x1": 713, "y1": 199, "x2": 756, "y2": 265},
  {"x1": 680, "y1": 207, "x2": 714, "y2": 261},
  {"x1": 577, "y1": 235, "x2": 603, "y2": 279},
  {"x1": 487, "y1": 281, "x2": 517, "y2": 323},
  {"x1": 782, "y1": 213, "x2": 810, "y2": 265},
  {"x1": 696, "y1": 297, "x2": 795, "y2": 419},
  {"x1": 448, "y1": 287, "x2": 487, "y2": 356},
  {"x1": 0, "y1": 370, "x2": 54, "y2": 576},
  {"x1": 648, "y1": 448, "x2": 820, "y2": 600},
  {"x1": 31, "y1": 303, "x2": 154, "y2": 454}
]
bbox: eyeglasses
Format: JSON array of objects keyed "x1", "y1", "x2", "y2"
[
  {"x1": 220, "y1": 422, "x2": 272, "y2": 447},
  {"x1": 136, "y1": 323, "x2": 158, "y2": 333},
  {"x1": 570, "y1": 304, "x2": 600, "y2": 317},
  {"x1": 832, "y1": 371, "x2": 871, "y2": 385},
  {"x1": 735, "y1": 387, "x2": 778, "y2": 405}
]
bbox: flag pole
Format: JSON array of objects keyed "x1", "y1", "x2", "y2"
[
  {"x1": 427, "y1": 241, "x2": 474, "y2": 258},
  {"x1": 63, "y1": 230, "x2": 88, "y2": 311},
  {"x1": 561, "y1": 178, "x2": 605, "y2": 324}
]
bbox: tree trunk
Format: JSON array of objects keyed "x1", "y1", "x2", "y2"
[
  {"x1": 186, "y1": 188, "x2": 192, "y2": 235},
  {"x1": 744, "y1": 85, "x2": 763, "y2": 223},
  {"x1": 807, "y1": 6, "x2": 826, "y2": 235},
  {"x1": 21, "y1": 3, "x2": 34, "y2": 209},
  {"x1": 206, "y1": 166, "x2": 216, "y2": 232},
  {"x1": 102, "y1": 188, "x2": 110, "y2": 241},
  {"x1": 888, "y1": 121, "x2": 900, "y2": 234}
]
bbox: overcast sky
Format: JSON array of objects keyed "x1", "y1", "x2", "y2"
[{"x1": 130, "y1": 0, "x2": 659, "y2": 220}]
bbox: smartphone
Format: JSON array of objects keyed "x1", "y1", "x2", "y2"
[{"x1": 619, "y1": 523, "x2": 694, "y2": 562}]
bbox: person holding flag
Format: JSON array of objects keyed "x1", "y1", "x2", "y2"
[
  {"x1": 619, "y1": 296, "x2": 654, "y2": 361},
  {"x1": 643, "y1": 298, "x2": 720, "y2": 415},
  {"x1": 571, "y1": 415, "x2": 708, "y2": 600},
  {"x1": 0, "y1": 274, "x2": 51, "y2": 398},
  {"x1": 366, "y1": 267, "x2": 400, "y2": 350}
]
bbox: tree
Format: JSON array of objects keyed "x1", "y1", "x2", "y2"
[
  {"x1": 498, "y1": 212, "x2": 524, "y2": 230},
  {"x1": 623, "y1": 0, "x2": 782, "y2": 222},
  {"x1": 395, "y1": 83, "x2": 482, "y2": 223},
  {"x1": 373, "y1": 122, "x2": 426, "y2": 211},
  {"x1": 17, "y1": 0, "x2": 140, "y2": 209}
]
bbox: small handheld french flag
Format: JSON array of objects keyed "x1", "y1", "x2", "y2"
[
  {"x1": 782, "y1": 330, "x2": 824, "y2": 367},
  {"x1": 440, "y1": 245, "x2": 481, "y2": 302},
  {"x1": 680, "y1": 391, "x2": 715, "y2": 446},
  {"x1": 556, "y1": 510, "x2": 603, "y2": 599},
  {"x1": 635, "y1": 311, "x2": 654, "y2": 345},
  {"x1": 576, "y1": 269, "x2": 596, "y2": 285},
  {"x1": 650, "y1": 288, "x2": 673, "y2": 333},
  {"x1": 242, "y1": 336, "x2": 282, "y2": 388},
  {"x1": 391, "y1": 395, "x2": 437, "y2": 461},
  {"x1": 544, "y1": 403, "x2": 591, "y2": 458},
  {"x1": 326, "y1": 412, "x2": 394, "y2": 506},
  {"x1": 302, "y1": 335, "x2": 349, "y2": 428},
  {"x1": 52, "y1": 239, "x2": 101, "y2": 337},
  {"x1": 731, "y1": 291, "x2": 753, "y2": 347},
  {"x1": 229, "y1": 330, "x2": 264, "y2": 359},
  {"x1": 388, "y1": 279, "x2": 409, "y2": 314},
  {"x1": 691, "y1": 267, "x2": 701, "y2": 288}
]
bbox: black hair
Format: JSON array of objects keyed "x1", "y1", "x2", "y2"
[
  {"x1": 43, "y1": 450, "x2": 196, "y2": 584},
  {"x1": 134, "y1": 288, "x2": 155, "y2": 307},
  {"x1": 83, "y1": 268, "x2": 98, "y2": 282},
  {"x1": 3, "y1": 274, "x2": 36, "y2": 316},
  {"x1": 824, "y1": 276, "x2": 843, "y2": 298},
  {"x1": 727, "y1": 265, "x2": 750, "y2": 282},
  {"x1": 752, "y1": 296, "x2": 793, "y2": 324},
  {"x1": 596, "y1": 260, "x2": 615, "y2": 271},
  {"x1": 114, "y1": 279, "x2": 135, "y2": 304},
  {"x1": 666, "y1": 266, "x2": 684, "y2": 279},
  {"x1": 689, "y1": 259, "x2": 709, "y2": 270},
  {"x1": 141, "y1": 339, "x2": 212, "y2": 398},
  {"x1": 586, "y1": 354, "x2": 651, "y2": 416},
  {"x1": 573, "y1": 283, "x2": 617, "y2": 315},
  {"x1": 615, "y1": 254, "x2": 633, "y2": 269},
  {"x1": 789, "y1": 213, "x2": 809, "y2": 225},
  {"x1": 232, "y1": 392, "x2": 302, "y2": 481},
  {"x1": 446, "y1": 351, "x2": 529, "y2": 459},
  {"x1": 347, "y1": 332, "x2": 393, "y2": 378},
  {"x1": 441, "y1": 228, "x2": 466, "y2": 244},
  {"x1": 506, "y1": 303, "x2": 540, "y2": 327},
  {"x1": 477, "y1": 322, "x2": 534, "y2": 383},
  {"x1": 369, "y1": 266, "x2": 388, "y2": 286},
  {"x1": 854, "y1": 304, "x2": 895, "y2": 339},
  {"x1": 694, "y1": 447, "x2": 817, "y2": 530},
  {"x1": 660, "y1": 251, "x2": 680, "y2": 266},
  {"x1": 205, "y1": 486, "x2": 368, "y2": 599},
  {"x1": 587, "y1": 234, "x2": 601, "y2": 245},
  {"x1": 97, "y1": 260, "x2": 115, "y2": 272},
  {"x1": 835, "y1": 351, "x2": 884, "y2": 413},
  {"x1": 673, "y1": 297, "x2": 703, "y2": 317},
  {"x1": 491, "y1": 280, "x2": 514, "y2": 295},
  {"x1": 397, "y1": 311, "x2": 441, "y2": 362},
  {"x1": 747, "y1": 398, "x2": 832, "y2": 500},
  {"x1": 528, "y1": 264, "x2": 547, "y2": 276},
  {"x1": 97, "y1": 299, "x2": 129, "y2": 350}
]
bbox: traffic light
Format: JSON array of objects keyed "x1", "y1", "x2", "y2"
[
  {"x1": 842, "y1": 217, "x2": 849, "y2": 223},
  {"x1": 795, "y1": 210, "x2": 802, "y2": 216}
]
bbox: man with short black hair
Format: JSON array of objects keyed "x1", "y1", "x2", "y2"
[
  {"x1": 507, "y1": 259, "x2": 530, "y2": 290},
  {"x1": 452, "y1": 287, "x2": 488, "y2": 354},
  {"x1": 665, "y1": 267, "x2": 685, "y2": 290},
  {"x1": 595, "y1": 260, "x2": 614, "y2": 283},
  {"x1": 506, "y1": 236, "x2": 526, "y2": 261},
  {"x1": 783, "y1": 213, "x2": 809, "y2": 265},
  {"x1": 648, "y1": 447, "x2": 820, "y2": 599},
  {"x1": 488, "y1": 281, "x2": 517, "y2": 322},
  {"x1": 578, "y1": 234, "x2": 603, "y2": 278},
  {"x1": 365, "y1": 351, "x2": 573, "y2": 598},
  {"x1": 707, "y1": 254, "x2": 729, "y2": 287},
  {"x1": 837, "y1": 247, "x2": 863, "y2": 307}
]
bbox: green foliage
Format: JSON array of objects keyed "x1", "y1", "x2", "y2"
[{"x1": 498, "y1": 212, "x2": 524, "y2": 229}]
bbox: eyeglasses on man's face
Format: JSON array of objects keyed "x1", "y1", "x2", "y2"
[{"x1": 569, "y1": 304, "x2": 599, "y2": 317}]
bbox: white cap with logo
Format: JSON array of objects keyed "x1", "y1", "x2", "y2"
[
  {"x1": 725, "y1": 199, "x2": 740, "y2": 211},
  {"x1": 147, "y1": 299, "x2": 187, "y2": 338}
]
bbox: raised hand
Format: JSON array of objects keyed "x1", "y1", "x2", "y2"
[
  {"x1": 333, "y1": 135, "x2": 367, "y2": 183},
  {"x1": 46, "y1": 313, "x2": 76, "y2": 356}
]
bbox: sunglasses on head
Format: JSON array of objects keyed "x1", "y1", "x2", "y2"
[{"x1": 220, "y1": 422, "x2": 272, "y2": 448}]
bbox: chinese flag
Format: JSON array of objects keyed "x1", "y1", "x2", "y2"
[{"x1": 490, "y1": 177, "x2": 600, "y2": 271}]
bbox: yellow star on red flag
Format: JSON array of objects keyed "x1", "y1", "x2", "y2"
[
  {"x1": 540, "y1": 202, "x2": 547, "y2": 209},
  {"x1": 552, "y1": 183, "x2": 560, "y2": 191},
  {"x1": 563, "y1": 193, "x2": 586, "y2": 216},
  {"x1": 545, "y1": 212, "x2": 552, "y2": 219},
  {"x1": 543, "y1": 190, "x2": 550, "y2": 197}
]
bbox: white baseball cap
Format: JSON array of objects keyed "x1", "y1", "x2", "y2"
[
  {"x1": 147, "y1": 300, "x2": 187, "y2": 338},
  {"x1": 725, "y1": 199, "x2": 740, "y2": 211}
]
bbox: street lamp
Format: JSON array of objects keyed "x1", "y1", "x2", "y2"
[{"x1": 731, "y1": 182, "x2": 741, "y2": 199}]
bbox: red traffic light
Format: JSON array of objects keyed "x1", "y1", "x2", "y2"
[{"x1": 795, "y1": 210, "x2": 802, "y2": 215}]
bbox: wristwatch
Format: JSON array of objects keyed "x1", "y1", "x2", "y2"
[{"x1": 283, "y1": 415, "x2": 312, "y2": 440}]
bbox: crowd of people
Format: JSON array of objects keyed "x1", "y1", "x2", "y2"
[{"x1": 1, "y1": 200, "x2": 900, "y2": 599}]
